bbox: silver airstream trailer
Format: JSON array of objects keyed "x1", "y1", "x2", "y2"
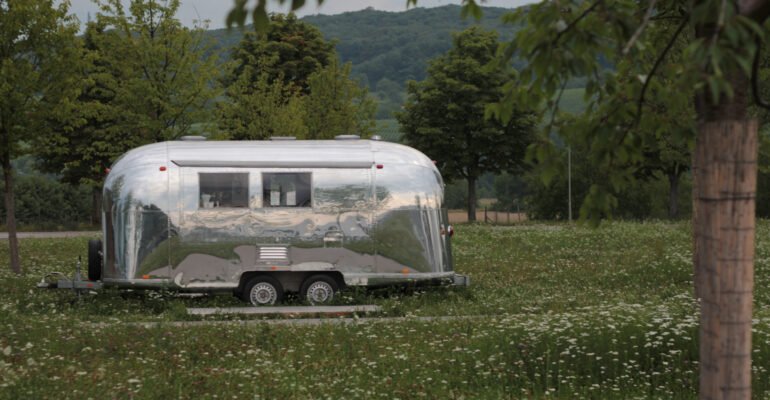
[{"x1": 82, "y1": 136, "x2": 466, "y2": 305}]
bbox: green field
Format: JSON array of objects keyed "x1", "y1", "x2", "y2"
[{"x1": 1, "y1": 221, "x2": 770, "y2": 398}]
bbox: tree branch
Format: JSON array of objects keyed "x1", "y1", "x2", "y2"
[
  {"x1": 553, "y1": 0, "x2": 605, "y2": 43},
  {"x1": 546, "y1": 79, "x2": 568, "y2": 139},
  {"x1": 634, "y1": 12, "x2": 689, "y2": 125},
  {"x1": 622, "y1": 0, "x2": 658, "y2": 56}
]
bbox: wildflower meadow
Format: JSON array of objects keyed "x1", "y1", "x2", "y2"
[{"x1": 1, "y1": 221, "x2": 769, "y2": 398}]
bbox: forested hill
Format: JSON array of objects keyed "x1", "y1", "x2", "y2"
[
  {"x1": 206, "y1": 5, "x2": 518, "y2": 110},
  {"x1": 300, "y1": 5, "x2": 517, "y2": 87}
]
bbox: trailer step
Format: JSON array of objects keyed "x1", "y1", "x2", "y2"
[{"x1": 186, "y1": 305, "x2": 381, "y2": 316}]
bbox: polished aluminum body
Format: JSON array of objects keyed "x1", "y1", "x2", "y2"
[{"x1": 100, "y1": 139, "x2": 455, "y2": 291}]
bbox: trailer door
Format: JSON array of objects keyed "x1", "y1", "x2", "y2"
[{"x1": 306, "y1": 168, "x2": 375, "y2": 272}]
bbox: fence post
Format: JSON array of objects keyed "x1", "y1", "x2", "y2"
[
  {"x1": 507, "y1": 209, "x2": 510, "y2": 224},
  {"x1": 517, "y1": 204, "x2": 521, "y2": 222},
  {"x1": 484, "y1": 207, "x2": 488, "y2": 223}
]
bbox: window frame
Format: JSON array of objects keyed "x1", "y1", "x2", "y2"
[
  {"x1": 261, "y1": 172, "x2": 313, "y2": 208},
  {"x1": 198, "y1": 172, "x2": 250, "y2": 209}
]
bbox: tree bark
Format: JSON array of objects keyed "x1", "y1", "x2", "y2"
[
  {"x1": 2, "y1": 154, "x2": 21, "y2": 275},
  {"x1": 467, "y1": 176, "x2": 476, "y2": 222},
  {"x1": 668, "y1": 170, "x2": 680, "y2": 220},
  {"x1": 693, "y1": 139, "x2": 700, "y2": 299},
  {"x1": 695, "y1": 120, "x2": 756, "y2": 400}
]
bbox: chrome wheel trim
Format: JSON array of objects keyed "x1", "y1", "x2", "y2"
[
  {"x1": 306, "y1": 281, "x2": 334, "y2": 304},
  {"x1": 249, "y1": 282, "x2": 278, "y2": 305}
]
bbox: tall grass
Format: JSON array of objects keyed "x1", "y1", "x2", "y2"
[{"x1": 1, "y1": 221, "x2": 769, "y2": 398}]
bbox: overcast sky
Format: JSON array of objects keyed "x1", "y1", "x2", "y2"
[{"x1": 66, "y1": 0, "x2": 530, "y2": 30}]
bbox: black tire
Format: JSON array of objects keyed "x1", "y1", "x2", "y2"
[
  {"x1": 300, "y1": 274, "x2": 339, "y2": 305},
  {"x1": 87, "y1": 238, "x2": 102, "y2": 281},
  {"x1": 240, "y1": 275, "x2": 284, "y2": 306}
]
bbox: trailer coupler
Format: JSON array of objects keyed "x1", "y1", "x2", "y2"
[{"x1": 36, "y1": 257, "x2": 103, "y2": 293}]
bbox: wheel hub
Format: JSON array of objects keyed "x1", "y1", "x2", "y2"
[
  {"x1": 250, "y1": 282, "x2": 277, "y2": 305},
  {"x1": 307, "y1": 281, "x2": 334, "y2": 304}
]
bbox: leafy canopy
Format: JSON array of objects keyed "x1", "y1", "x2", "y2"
[
  {"x1": 37, "y1": 0, "x2": 222, "y2": 189},
  {"x1": 485, "y1": 0, "x2": 763, "y2": 223},
  {"x1": 0, "y1": 0, "x2": 80, "y2": 164},
  {"x1": 396, "y1": 26, "x2": 537, "y2": 220},
  {"x1": 397, "y1": 26, "x2": 537, "y2": 183},
  {"x1": 219, "y1": 14, "x2": 375, "y2": 140},
  {"x1": 226, "y1": 13, "x2": 335, "y2": 94}
]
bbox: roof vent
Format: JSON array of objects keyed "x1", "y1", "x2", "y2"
[
  {"x1": 371, "y1": 135, "x2": 382, "y2": 141},
  {"x1": 269, "y1": 136, "x2": 296, "y2": 141},
  {"x1": 180, "y1": 136, "x2": 206, "y2": 141},
  {"x1": 334, "y1": 135, "x2": 360, "y2": 140}
]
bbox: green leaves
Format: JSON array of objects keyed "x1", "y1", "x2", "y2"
[
  {"x1": 460, "y1": 0, "x2": 483, "y2": 22},
  {"x1": 37, "y1": 0, "x2": 222, "y2": 189},
  {"x1": 219, "y1": 20, "x2": 376, "y2": 140},
  {"x1": 396, "y1": 26, "x2": 537, "y2": 191}
]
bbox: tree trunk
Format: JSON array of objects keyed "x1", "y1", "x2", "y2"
[
  {"x1": 693, "y1": 140, "x2": 700, "y2": 300},
  {"x1": 2, "y1": 154, "x2": 21, "y2": 275},
  {"x1": 467, "y1": 177, "x2": 476, "y2": 222},
  {"x1": 695, "y1": 120, "x2": 756, "y2": 400},
  {"x1": 667, "y1": 170, "x2": 680, "y2": 220},
  {"x1": 91, "y1": 185, "x2": 102, "y2": 226}
]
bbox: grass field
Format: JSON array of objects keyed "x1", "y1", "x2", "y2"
[{"x1": 1, "y1": 221, "x2": 770, "y2": 398}]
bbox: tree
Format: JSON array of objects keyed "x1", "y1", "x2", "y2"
[
  {"x1": 97, "y1": 0, "x2": 220, "y2": 142},
  {"x1": 302, "y1": 60, "x2": 377, "y2": 139},
  {"x1": 219, "y1": 17, "x2": 376, "y2": 140},
  {"x1": 36, "y1": 21, "x2": 138, "y2": 225},
  {"x1": 227, "y1": 13, "x2": 335, "y2": 94},
  {"x1": 0, "y1": 0, "x2": 80, "y2": 275},
  {"x1": 37, "y1": 0, "x2": 221, "y2": 224},
  {"x1": 491, "y1": 1, "x2": 768, "y2": 398},
  {"x1": 396, "y1": 26, "x2": 537, "y2": 221},
  {"x1": 217, "y1": 70, "x2": 309, "y2": 140},
  {"x1": 230, "y1": 0, "x2": 768, "y2": 396}
]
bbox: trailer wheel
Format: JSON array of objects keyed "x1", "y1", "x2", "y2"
[
  {"x1": 87, "y1": 238, "x2": 102, "y2": 281},
  {"x1": 241, "y1": 275, "x2": 283, "y2": 306},
  {"x1": 300, "y1": 274, "x2": 339, "y2": 305}
]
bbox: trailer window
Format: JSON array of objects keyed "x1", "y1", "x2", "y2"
[
  {"x1": 263, "y1": 173, "x2": 311, "y2": 207},
  {"x1": 199, "y1": 173, "x2": 248, "y2": 208}
]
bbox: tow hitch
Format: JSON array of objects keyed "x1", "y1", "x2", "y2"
[{"x1": 36, "y1": 256, "x2": 103, "y2": 297}]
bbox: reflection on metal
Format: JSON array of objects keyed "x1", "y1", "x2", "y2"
[
  {"x1": 334, "y1": 135, "x2": 360, "y2": 140},
  {"x1": 100, "y1": 139, "x2": 461, "y2": 292}
]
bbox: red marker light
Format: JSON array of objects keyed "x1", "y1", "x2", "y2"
[
  {"x1": 376, "y1": 164, "x2": 383, "y2": 169},
  {"x1": 159, "y1": 166, "x2": 166, "y2": 171},
  {"x1": 87, "y1": 283, "x2": 93, "y2": 287},
  {"x1": 105, "y1": 168, "x2": 110, "y2": 173},
  {"x1": 433, "y1": 160, "x2": 437, "y2": 165},
  {"x1": 448, "y1": 225, "x2": 454, "y2": 238}
]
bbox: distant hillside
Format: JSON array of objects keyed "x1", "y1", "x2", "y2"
[
  {"x1": 302, "y1": 6, "x2": 518, "y2": 86},
  {"x1": 205, "y1": 5, "x2": 520, "y2": 118}
]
